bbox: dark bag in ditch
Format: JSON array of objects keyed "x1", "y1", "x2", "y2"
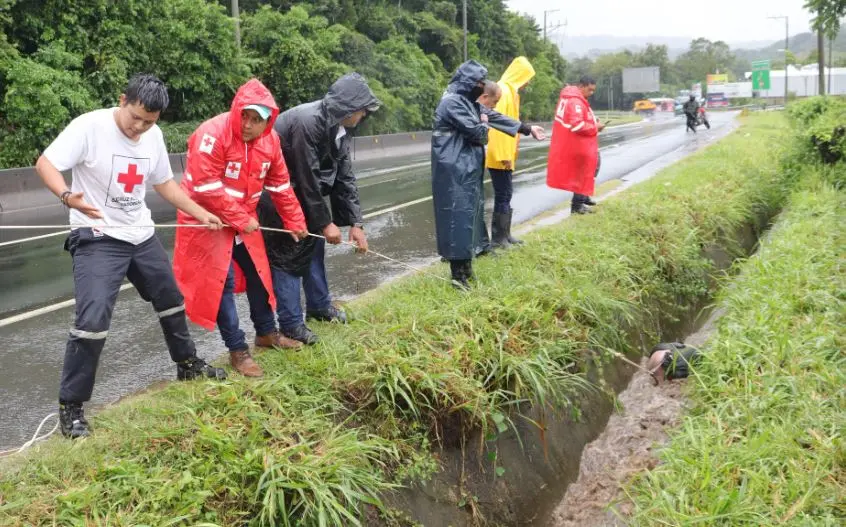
[{"x1": 651, "y1": 342, "x2": 701, "y2": 380}]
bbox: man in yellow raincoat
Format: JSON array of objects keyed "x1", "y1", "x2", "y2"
[{"x1": 485, "y1": 56, "x2": 535, "y2": 249}]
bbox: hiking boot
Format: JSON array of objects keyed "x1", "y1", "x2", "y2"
[
  {"x1": 255, "y1": 331, "x2": 303, "y2": 350},
  {"x1": 282, "y1": 324, "x2": 319, "y2": 346},
  {"x1": 229, "y1": 349, "x2": 264, "y2": 377},
  {"x1": 306, "y1": 306, "x2": 348, "y2": 324},
  {"x1": 177, "y1": 356, "x2": 227, "y2": 381},
  {"x1": 59, "y1": 401, "x2": 90, "y2": 439},
  {"x1": 505, "y1": 209, "x2": 524, "y2": 245},
  {"x1": 491, "y1": 211, "x2": 512, "y2": 250}
]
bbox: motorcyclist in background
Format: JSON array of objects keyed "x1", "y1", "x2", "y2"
[{"x1": 683, "y1": 94, "x2": 699, "y2": 133}]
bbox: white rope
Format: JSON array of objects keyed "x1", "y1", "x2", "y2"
[
  {"x1": 0, "y1": 223, "x2": 453, "y2": 283},
  {"x1": 0, "y1": 413, "x2": 60, "y2": 457},
  {"x1": 259, "y1": 226, "x2": 452, "y2": 283},
  {"x1": 0, "y1": 224, "x2": 210, "y2": 248}
]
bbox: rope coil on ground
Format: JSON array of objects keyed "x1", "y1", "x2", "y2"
[{"x1": 0, "y1": 413, "x2": 59, "y2": 457}]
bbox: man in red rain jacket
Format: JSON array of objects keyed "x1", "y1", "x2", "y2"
[
  {"x1": 546, "y1": 76, "x2": 606, "y2": 214},
  {"x1": 174, "y1": 79, "x2": 308, "y2": 378}
]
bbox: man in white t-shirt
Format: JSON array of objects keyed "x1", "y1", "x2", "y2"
[{"x1": 35, "y1": 74, "x2": 227, "y2": 439}]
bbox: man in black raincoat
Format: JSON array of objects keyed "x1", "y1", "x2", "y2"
[
  {"x1": 257, "y1": 72, "x2": 380, "y2": 344},
  {"x1": 431, "y1": 60, "x2": 544, "y2": 289}
]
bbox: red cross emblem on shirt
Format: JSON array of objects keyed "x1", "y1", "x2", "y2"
[
  {"x1": 203, "y1": 136, "x2": 214, "y2": 149},
  {"x1": 117, "y1": 164, "x2": 145, "y2": 193},
  {"x1": 227, "y1": 162, "x2": 238, "y2": 172}
]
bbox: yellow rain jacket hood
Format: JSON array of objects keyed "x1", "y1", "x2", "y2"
[{"x1": 485, "y1": 56, "x2": 535, "y2": 170}]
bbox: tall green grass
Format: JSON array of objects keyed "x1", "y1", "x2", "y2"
[
  {"x1": 624, "y1": 173, "x2": 845, "y2": 525},
  {"x1": 0, "y1": 113, "x2": 794, "y2": 525}
]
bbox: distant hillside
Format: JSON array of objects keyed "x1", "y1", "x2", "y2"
[
  {"x1": 557, "y1": 35, "x2": 693, "y2": 58},
  {"x1": 734, "y1": 30, "x2": 846, "y2": 62},
  {"x1": 559, "y1": 31, "x2": 846, "y2": 63}
]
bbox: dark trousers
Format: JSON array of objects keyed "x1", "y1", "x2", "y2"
[
  {"x1": 216, "y1": 241, "x2": 277, "y2": 352},
  {"x1": 489, "y1": 168, "x2": 513, "y2": 213},
  {"x1": 685, "y1": 114, "x2": 697, "y2": 132},
  {"x1": 61, "y1": 230, "x2": 196, "y2": 403},
  {"x1": 267, "y1": 238, "x2": 332, "y2": 332}
]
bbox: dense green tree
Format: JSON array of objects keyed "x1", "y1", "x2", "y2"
[
  {"x1": 675, "y1": 38, "x2": 738, "y2": 85},
  {"x1": 0, "y1": 48, "x2": 96, "y2": 167},
  {"x1": 241, "y1": 6, "x2": 347, "y2": 109},
  {"x1": 0, "y1": 0, "x2": 573, "y2": 166}
]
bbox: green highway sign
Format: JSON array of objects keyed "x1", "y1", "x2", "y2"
[{"x1": 751, "y1": 60, "x2": 771, "y2": 90}]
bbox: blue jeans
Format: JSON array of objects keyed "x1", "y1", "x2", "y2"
[
  {"x1": 270, "y1": 238, "x2": 332, "y2": 331},
  {"x1": 489, "y1": 168, "x2": 513, "y2": 214},
  {"x1": 216, "y1": 241, "x2": 277, "y2": 351}
]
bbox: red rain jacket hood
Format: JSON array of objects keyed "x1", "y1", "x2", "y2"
[{"x1": 173, "y1": 79, "x2": 306, "y2": 330}]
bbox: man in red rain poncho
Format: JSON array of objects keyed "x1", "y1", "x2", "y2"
[
  {"x1": 173, "y1": 79, "x2": 308, "y2": 378},
  {"x1": 546, "y1": 76, "x2": 606, "y2": 214}
]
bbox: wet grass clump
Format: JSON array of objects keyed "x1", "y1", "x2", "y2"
[
  {"x1": 0, "y1": 113, "x2": 794, "y2": 525},
  {"x1": 625, "y1": 172, "x2": 846, "y2": 525}
]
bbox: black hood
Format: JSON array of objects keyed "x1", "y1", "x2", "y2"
[
  {"x1": 322, "y1": 73, "x2": 382, "y2": 125},
  {"x1": 446, "y1": 60, "x2": 488, "y2": 96}
]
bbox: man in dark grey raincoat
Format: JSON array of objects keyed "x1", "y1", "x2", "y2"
[
  {"x1": 431, "y1": 60, "x2": 544, "y2": 289},
  {"x1": 257, "y1": 72, "x2": 380, "y2": 344}
]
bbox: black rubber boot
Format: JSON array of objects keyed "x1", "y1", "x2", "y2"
[
  {"x1": 282, "y1": 324, "x2": 319, "y2": 346},
  {"x1": 571, "y1": 194, "x2": 594, "y2": 215},
  {"x1": 306, "y1": 306, "x2": 348, "y2": 324},
  {"x1": 583, "y1": 196, "x2": 597, "y2": 206},
  {"x1": 177, "y1": 356, "x2": 227, "y2": 381},
  {"x1": 463, "y1": 260, "x2": 475, "y2": 282},
  {"x1": 450, "y1": 260, "x2": 470, "y2": 291},
  {"x1": 59, "y1": 401, "x2": 90, "y2": 439},
  {"x1": 505, "y1": 209, "x2": 523, "y2": 245},
  {"x1": 491, "y1": 211, "x2": 511, "y2": 249}
]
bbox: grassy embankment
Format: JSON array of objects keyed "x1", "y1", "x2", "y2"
[
  {"x1": 0, "y1": 112, "x2": 792, "y2": 526},
  {"x1": 625, "y1": 110, "x2": 845, "y2": 526}
]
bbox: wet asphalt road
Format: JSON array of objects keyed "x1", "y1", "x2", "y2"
[{"x1": 0, "y1": 112, "x2": 736, "y2": 448}]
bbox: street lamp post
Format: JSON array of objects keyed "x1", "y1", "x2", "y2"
[
  {"x1": 768, "y1": 15, "x2": 789, "y2": 104},
  {"x1": 544, "y1": 9, "x2": 560, "y2": 43}
]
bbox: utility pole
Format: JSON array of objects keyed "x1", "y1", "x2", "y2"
[
  {"x1": 817, "y1": 29, "x2": 825, "y2": 95},
  {"x1": 768, "y1": 16, "x2": 788, "y2": 104},
  {"x1": 462, "y1": 0, "x2": 467, "y2": 61},
  {"x1": 543, "y1": 9, "x2": 560, "y2": 43},
  {"x1": 232, "y1": 0, "x2": 241, "y2": 48}
]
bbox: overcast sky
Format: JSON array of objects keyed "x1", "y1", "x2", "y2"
[{"x1": 506, "y1": 0, "x2": 815, "y2": 44}]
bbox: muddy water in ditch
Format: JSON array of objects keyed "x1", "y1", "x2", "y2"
[
  {"x1": 382, "y1": 214, "x2": 768, "y2": 527},
  {"x1": 546, "y1": 222, "x2": 767, "y2": 527},
  {"x1": 546, "y1": 307, "x2": 726, "y2": 527}
]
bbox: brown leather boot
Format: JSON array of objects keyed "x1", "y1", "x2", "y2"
[
  {"x1": 229, "y1": 349, "x2": 264, "y2": 377},
  {"x1": 254, "y1": 331, "x2": 303, "y2": 350}
]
